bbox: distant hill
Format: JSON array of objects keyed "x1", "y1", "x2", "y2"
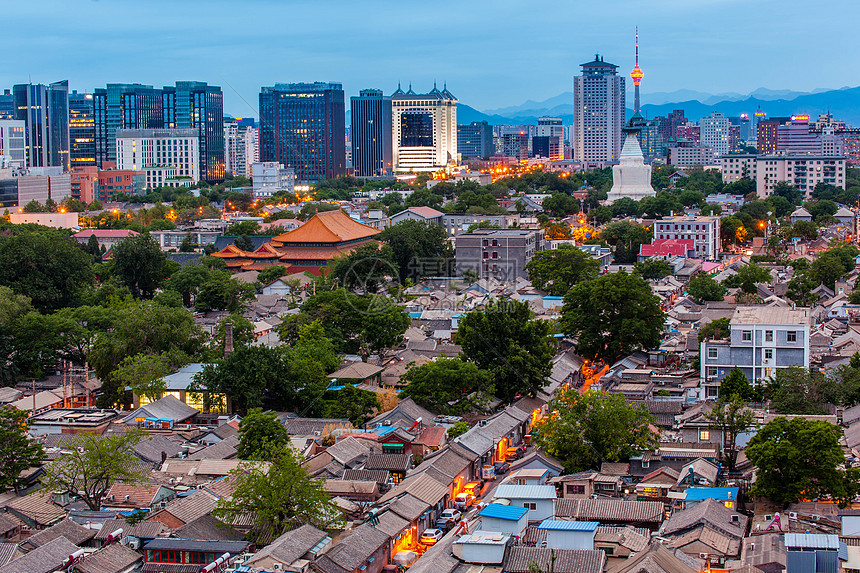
[{"x1": 463, "y1": 86, "x2": 860, "y2": 126}]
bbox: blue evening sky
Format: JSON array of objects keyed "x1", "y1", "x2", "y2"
[{"x1": 5, "y1": 0, "x2": 857, "y2": 115}]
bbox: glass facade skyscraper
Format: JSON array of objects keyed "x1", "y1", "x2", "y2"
[
  {"x1": 259, "y1": 82, "x2": 346, "y2": 183},
  {"x1": 69, "y1": 91, "x2": 96, "y2": 168},
  {"x1": 350, "y1": 89, "x2": 392, "y2": 177},
  {"x1": 92, "y1": 81, "x2": 224, "y2": 182},
  {"x1": 457, "y1": 121, "x2": 494, "y2": 159},
  {"x1": 13, "y1": 80, "x2": 70, "y2": 170}
]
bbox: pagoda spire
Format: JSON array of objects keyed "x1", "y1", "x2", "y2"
[{"x1": 630, "y1": 27, "x2": 644, "y2": 115}]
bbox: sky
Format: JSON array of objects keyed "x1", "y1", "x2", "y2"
[{"x1": 5, "y1": 0, "x2": 859, "y2": 116}]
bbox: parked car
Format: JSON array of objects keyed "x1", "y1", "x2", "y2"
[
  {"x1": 505, "y1": 447, "x2": 523, "y2": 461},
  {"x1": 453, "y1": 493, "x2": 475, "y2": 509},
  {"x1": 420, "y1": 528, "x2": 444, "y2": 546},
  {"x1": 434, "y1": 517, "x2": 455, "y2": 532},
  {"x1": 493, "y1": 461, "x2": 511, "y2": 475},
  {"x1": 441, "y1": 508, "x2": 462, "y2": 522}
]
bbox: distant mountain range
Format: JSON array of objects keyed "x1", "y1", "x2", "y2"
[{"x1": 457, "y1": 86, "x2": 860, "y2": 126}]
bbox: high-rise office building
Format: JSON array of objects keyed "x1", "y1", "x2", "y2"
[
  {"x1": 224, "y1": 120, "x2": 247, "y2": 177},
  {"x1": 13, "y1": 81, "x2": 70, "y2": 170},
  {"x1": 457, "y1": 121, "x2": 494, "y2": 160},
  {"x1": 0, "y1": 90, "x2": 14, "y2": 120},
  {"x1": 391, "y1": 83, "x2": 457, "y2": 173},
  {"x1": 94, "y1": 83, "x2": 155, "y2": 167},
  {"x1": 351, "y1": 89, "x2": 393, "y2": 177},
  {"x1": 69, "y1": 91, "x2": 96, "y2": 169},
  {"x1": 166, "y1": 81, "x2": 224, "y2": 183},
  {"x1": 668, "y1": 110, "x2": 687, "y2": 141},
  {"x1": 573, "y1": 55, "x2": 625, "y2": 163},
  {"x1": 115, "y1": 128, "x2": 200, "y2": 188},
  {"x1": 700, "y1": 112, "x2": 730, "y2": 158},
  {"x1": 93, "y1": 82, "x2": 224, "y2": 182},
  {"x1": 536, "y1": 117, "x2": 565, "y2": 160},
  {"x1": 259, "y1": 82, "x2": 346, "y2": 182}
]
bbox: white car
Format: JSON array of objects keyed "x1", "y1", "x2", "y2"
[
  {"x1": 441, "y1": 508, "x2": 462, "y2": 522},
  {"x1": 420, "y1": 528, "x2": 443, "y2": 546}
]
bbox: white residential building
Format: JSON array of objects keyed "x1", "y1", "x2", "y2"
[
  {"x1": 652, "y1": 214, "x2": 721, "y2": 260},
  {"x1": 223, "y1": 121, "x2": 258, "y2": 178},
  {"x1": 720, "y1": 154, "x2": 847, "y2": 199},
  {"x1": 700, "y1": 112, "x2": 730, "y2": 159},
  {"x1": 700, "y1": 306, "x2": 810, "y2": 392},
  {"x1": 115, "y1": 128, "x2": 200, "y2": 184},
  {"x1": 251, "y1": 161, "x2": 295, "y2": 199},
  {"x1": 391, "y1": 84, "x2": 458, "y2": 173},
  {"x1": 573, "y1": 55, "x2": 625, "y2": 163},
  {"x1": 0, "y1": 120, "x2": 26, "y2": 168}
]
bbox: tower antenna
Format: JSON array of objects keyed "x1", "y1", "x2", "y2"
[{"x1": 630, "y1": 27, "x2": 644, "y2": 115}]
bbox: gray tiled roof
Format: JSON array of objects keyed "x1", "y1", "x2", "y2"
[
  {"x1": 74, "y1": 544, "x2": 142, "y2": 573},
  {"x1": 554, "y1": 499, "x2": 664, "y2": 524},
  {"x1": 0, "y1": 536, "x2": 78, "y2": 573},
  {"x1": 94, "y1": 518, "x2": 166, "y2": 541},
  {"x1": 187, "y1": 435, "x2": 239, "y2": 460},
  {"x1": 133, "y1": 435, "x2": 185, "y2": 464},
  {"x1": 313, "y1": 524, "x2": 388, "y2": 573},
  {"x1": 662, "y1": 498, "x2": 747, "y2": 540},
  {"x1": 123, "y1": 395, "x2": 198, "y2": 424},
  {"x1": 505, "y1": 547, "x2": 605, "y2": 573},
  {"x1": 19, "y1": 519, "x2": 94, "y2": 551},
  {"x1": 244, "y1": 525, "x2": 329, "y2": 568}
]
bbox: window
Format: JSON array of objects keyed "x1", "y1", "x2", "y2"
[
  {"x1": 742, "y1": 330, "x2": 752, "y2": 341},
  {"x1": 764, "y1": 349, "x2": 773, "y2": 360},
  {"x1": 708, "y1": 348, "x2": 718, "y2": 359},
  {"x1": 787, "y1": 331, "x2": 797, "y2": 342},
  {"x1": 707, "y1": 367, "x2": 718, "y2": 377},
  {"x1": 700, "y1": 430, "x2": 710, "y2": 441},
  {"x1": 523, "y1": 502, "x2": 537, "y2": 510},
  {"x1": 765, "y1": 330, "x2": 774, "y2": 342},
  {"x1": 566, "y1": 484, "x2": 585, "y2": 495}
]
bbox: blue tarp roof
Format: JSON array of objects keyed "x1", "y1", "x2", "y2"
[
  {"x1": 479, "y1": 503, "x2": 528, "y2": 521},
  {"x1": 684, "y1": 487, "x2": 738, "y2": 501},
  {"x1": 537, "y1": 519, "x2": 598, "y2": 531}
]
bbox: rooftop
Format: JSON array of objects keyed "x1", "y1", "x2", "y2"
[
  {"x1": 479, "y1": 503, "x2": 529, "y2": 521},
  {"x1": 494, "y1": 484, "x2": 557, "y2": 500},
  {"x1": 731, "y1": 305, "x2": 809, "y2": 326}
]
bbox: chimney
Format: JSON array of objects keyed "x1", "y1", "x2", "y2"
[{"x1": 224, "y1": 322, "x2": 234, "y2": 357}]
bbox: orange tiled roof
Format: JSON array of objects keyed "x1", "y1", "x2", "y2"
[
  {"x1": 211, "y1": 245, "x2": 250, "y2": 258},
  {"x1": 271, "y1": 209, "x2": 380, "y2": 244},
  {"x1": 277, "y1": 240, "x2": 377, "y2": 262}
]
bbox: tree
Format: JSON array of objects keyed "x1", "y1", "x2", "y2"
[
  {"x1": 404, "y1": 188, "x2": 443, "y2": 209},
  {"x1": 89, "y1": 302, "x2": 206, "y2": 407},
  {"x1": 723, "y1": 262, "x2": 771, "y2": 294},
  {"x1": 542, "y1": 193, "x2": 580, "y2": 218},
  {"x1": 257, "y1": 265, "x2": 289, "y2": 285},
  {"x1": 0, "y1": 409, "x2": 44, "y2": 492},
  {"x1": 321, "y1": 385, "x2": 380, "y2": 426},
  {"x1": 698, "y1": 317, "x2": 730, "y2": 343},
  {"x1": 112, "y1": 353, "x2": 171, "y2": 403},
  {"x1": 457, "y1": 299, "x2": 554, "y2": 402},
  {"x1": 213, "y1": 446, "x2": 339, "y2": 543},
  {"x1": 633, "y1": 259, "x2": 673, "y2": 280},
  {"x1": 707, "y1": 395, "x2": 756, "y2": 473},
  {"x1": 786, "y1": 274, "x2": 818, "y2": 307},
  {"x1": 42, "y1": 430, "x2": 146, "y2": 510},
  {"x1": 237, "y1": 409, "x2": 290, "y2": 460},
  {"x1": 809, "y1": 255, "x2": 850, "y2": 290},
  {"x1": 164, "y1": 263, "x2": 212, "y2": 307},
  {"x1": 194, "y1": 271, "x2": 255, "y2": 313},
  {"x1": 534, "y1": 389, "x2": 659, "y2": 472},
  {"x1": 193, "y1": 346, "x2": 291, "y2": 414},
  {"x1": 178, "y1": 233, "x2": 196, "y2": 252},
  {"x1": 766, "y1": 366, "x2": 839, "y2": 415},
  {"x1": 792, "y1": 220, "x2": 819, "y2": 241},
  {"x1": 22, "y1": 200, "x2": 46, "y2": 213},
  {"x1": 226, "y1": 221, "x2": 262, "y2": 236},
  {"x1": 0, "y1": 229, "x2": 95, "y2": 312},
  {"x1": 719, "y1": 367, "x2": 757, "y2": 401},
  {"x1": 601, "y1": 221, "x2": 653, "y2": 264},
  {"x1": 378, "y1": 220, "x2": 453, "y2": 283},
  {"x1": 400, "y1": 357, "x2": 495, "y2": 415},
  {"x1": 87, "y1": 200, "x2": 103, "y2": 211},
  {"x1": 447, "y1": 421, "x2": 469, "y2": 440},
  {"x1": 86, "y1": 234, "x2": 101, "y2": 259},
  {"x1": 746, "y1": 417, "x2": 860, "y2": 506},
  {"x1": 330, "y1": 242, "x2": 398, "y2": 293},
  {"x1": 233, "y1": 234, "x2": 255, "y2": 252},
  {"x1": 560, "y1": 270, "x2": 665, "y2": 366},
  {"x1": 0, "y1": 286, "x2": 33, "y2": 384},
  {"x1": 111, "y1": 233, "x2": 172, "y2": 299},
  {"x1": 771, "y1": 181, "x2": 803, "y2": 205},
  {"x1": 525, "y1": 245, "x2": 599, "y2": 296}
]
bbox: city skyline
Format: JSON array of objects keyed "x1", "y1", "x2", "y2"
[{"x1": 5, "y1": 0, "x2": 859, "y2": 117}]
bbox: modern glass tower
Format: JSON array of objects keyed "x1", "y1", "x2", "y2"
[
  {"x1": 93, "y1": 83, "x2": 154, "y2": 166},
  {"x1": 13, "y1": 80, "x2": 70, "y2": 170},
  {"x1": 166, "y1": 81, "x2": 225, "y2": 183},
  {"x1": 68, "y1": 90, "x2": 96, "y2": 168},
  {"x1": 259, "y1": 82, "x2": 346, "y2": 183},
  {"x1": 350, "y1": 89, "x2": 392, "y2": 177}
]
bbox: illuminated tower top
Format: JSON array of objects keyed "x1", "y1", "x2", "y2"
[{"x1": 630, "y1": 27, "x2": 643, "y2": 114}]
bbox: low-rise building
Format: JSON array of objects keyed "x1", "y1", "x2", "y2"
[
  {"x1": 652, "y1": 215, "x2": 720, "y2": 260},
  {"x1": 455, "y1": 228, "x2": 546, "y2": 281},
  {"x1": 700, "y1": 306, "x2": 811, "y2": 387}
]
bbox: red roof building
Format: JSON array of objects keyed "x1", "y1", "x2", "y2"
[
  {"x1": 73, "y1": 229, "x2": 140, "y2": 249},
  {"x1": 638, "y1": 238, "x2": 694, "y2": 259},
  {"x1": 212, "y1": 209, "x2": 381, "y2": 274}
]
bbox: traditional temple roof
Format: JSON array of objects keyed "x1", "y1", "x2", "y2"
[{"x1": 271, "y1": 209, "x2": 380, "y2": 245}]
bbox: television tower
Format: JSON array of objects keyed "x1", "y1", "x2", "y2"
[{"x1": 630, "y1": 27, "x2": 644, "y2": 114}]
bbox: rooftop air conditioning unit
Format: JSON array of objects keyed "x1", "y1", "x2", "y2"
[{"x1": 789, "y1": 512, "x2": 798, "y2": 519}]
